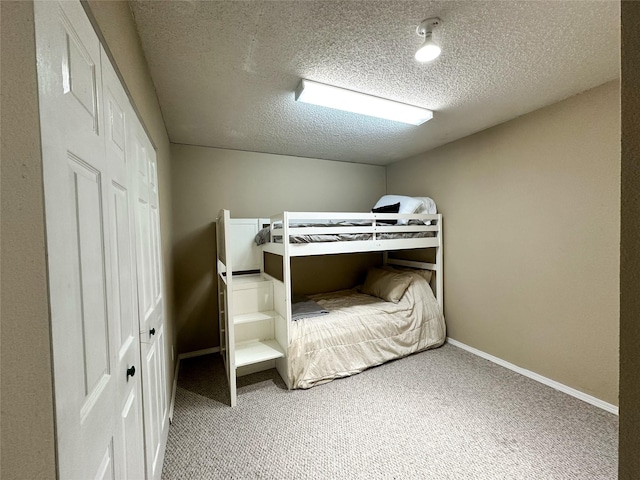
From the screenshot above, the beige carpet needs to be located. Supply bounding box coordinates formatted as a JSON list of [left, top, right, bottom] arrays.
[[162, 343, 617, 479]]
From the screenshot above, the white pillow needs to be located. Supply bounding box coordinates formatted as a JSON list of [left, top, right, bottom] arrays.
[[372, 195, 423, 225], [414, 197, 437, 215], [414, 196, 437, 225]]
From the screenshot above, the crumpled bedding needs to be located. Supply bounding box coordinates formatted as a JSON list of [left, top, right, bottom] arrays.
[[288, 271, 446, 389], [291, 295, 329, 321]]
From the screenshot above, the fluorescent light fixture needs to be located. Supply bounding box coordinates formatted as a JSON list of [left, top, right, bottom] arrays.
[[295, 79, 433, 126], [415, 17, 442, 63]]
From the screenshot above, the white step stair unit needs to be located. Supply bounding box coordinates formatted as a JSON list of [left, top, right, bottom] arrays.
[[216, 210, 287, 406]]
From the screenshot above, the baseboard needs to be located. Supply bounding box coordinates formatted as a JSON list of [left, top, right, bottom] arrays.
[[446, 337, 619, 416], [178, 346, 220, 360], [169, 359, 179, 424], [169, 346, 221, 423]]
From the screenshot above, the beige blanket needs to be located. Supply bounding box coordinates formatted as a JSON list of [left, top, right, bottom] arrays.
[[289, 272, 446, 389]]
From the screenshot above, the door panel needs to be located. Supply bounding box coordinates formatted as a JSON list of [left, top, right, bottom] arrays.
[[133, 134, 153, 325], [101, 48, 147, 479], [147, 146, 169, 432], [110, 181, 135, 352], [62, 18, 99, 133], [151, 204, 162, 303], [68, 156, 110, 400], [106, 96, 126, 157], [130, 115, 169, 480], [156, 324, 168, 426], [120, 389, 145, 479], [138, 197, 154, 320], [94, 442, 116, 480], [144, 340, 161, 475], [35, 2, 116, 478]]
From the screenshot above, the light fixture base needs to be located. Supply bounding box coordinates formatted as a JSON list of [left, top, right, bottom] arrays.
[[417, 17, 441, 37]]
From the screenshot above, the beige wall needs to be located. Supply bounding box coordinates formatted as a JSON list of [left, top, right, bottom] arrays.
[[85, 0, 176, 371], [387, 81, 620, 405], [619, 2, 640, 477], [171, 144, 386, 353], [0, 2, 57, 478]]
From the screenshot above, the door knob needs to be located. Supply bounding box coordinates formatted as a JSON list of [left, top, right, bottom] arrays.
[[149, 328, 156, 336], [126, 365, 136, 380]]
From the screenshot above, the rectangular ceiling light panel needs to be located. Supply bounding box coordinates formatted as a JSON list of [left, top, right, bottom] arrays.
[[295, 79, 433, 126]]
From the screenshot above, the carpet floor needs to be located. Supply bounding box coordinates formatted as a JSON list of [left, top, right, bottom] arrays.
[[162, 343, 617, 479]]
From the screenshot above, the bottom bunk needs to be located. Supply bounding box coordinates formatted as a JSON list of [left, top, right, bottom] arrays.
[[288, 267, 446, 389]]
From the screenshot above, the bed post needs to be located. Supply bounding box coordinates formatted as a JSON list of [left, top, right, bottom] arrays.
[[216, 209, 237, 406], [436, 214, 443, 310], [283, 212, 292, 346], [274, 212, 293, 388]]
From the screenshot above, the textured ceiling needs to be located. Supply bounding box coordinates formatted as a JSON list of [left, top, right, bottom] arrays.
[[130, 1, 619, 165]]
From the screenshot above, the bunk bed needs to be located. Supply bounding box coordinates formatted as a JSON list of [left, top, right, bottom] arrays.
[[216, 203, 445, 405]]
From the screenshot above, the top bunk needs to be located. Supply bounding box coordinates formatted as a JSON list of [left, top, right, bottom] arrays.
[[257, 209, 442, 258], [256, 195, 442, 257]]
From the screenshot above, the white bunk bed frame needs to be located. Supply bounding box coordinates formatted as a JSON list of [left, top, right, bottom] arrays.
[[217, 209, 443, 403]]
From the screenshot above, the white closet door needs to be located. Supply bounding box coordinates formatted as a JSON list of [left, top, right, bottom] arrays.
[[101, 47, 147, 480], [34, 1, 144, 478], [130, 120, 169, 480]]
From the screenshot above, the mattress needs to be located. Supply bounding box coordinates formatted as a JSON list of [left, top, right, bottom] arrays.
[[288, 271, 446, 389], [257, 221, 435, 245], [288, 231, 434, 244]]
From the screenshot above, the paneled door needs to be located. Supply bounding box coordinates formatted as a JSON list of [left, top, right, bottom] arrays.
[[130, 120, 170, 480], [101, 47, 147, 479], [34, 1, 146, 478]]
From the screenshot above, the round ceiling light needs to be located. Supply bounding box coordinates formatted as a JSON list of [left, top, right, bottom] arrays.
[[415, 17, 442, 62]]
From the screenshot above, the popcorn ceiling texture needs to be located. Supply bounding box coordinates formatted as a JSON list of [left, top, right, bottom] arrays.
[[130, 1, 619, 165]]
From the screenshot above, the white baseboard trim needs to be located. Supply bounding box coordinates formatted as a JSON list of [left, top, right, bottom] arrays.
[[168, 359, 179, 424], [169, 346, 221, 423], [178, 346, 220, 360], [446, 337, 619, 416]]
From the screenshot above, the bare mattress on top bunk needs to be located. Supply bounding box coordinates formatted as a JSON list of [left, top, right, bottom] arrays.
[[288, 269, 446, 389]]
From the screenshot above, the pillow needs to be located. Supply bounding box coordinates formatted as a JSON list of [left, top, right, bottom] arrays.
[[361, 267, 412, 303], [371, 202, 400, 213], [413, 196, 437, 225], [414, 197, 437, 214], [372, 195, 423, 225], [382, 265, 433, 284], [371, 202, 400, 225]]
